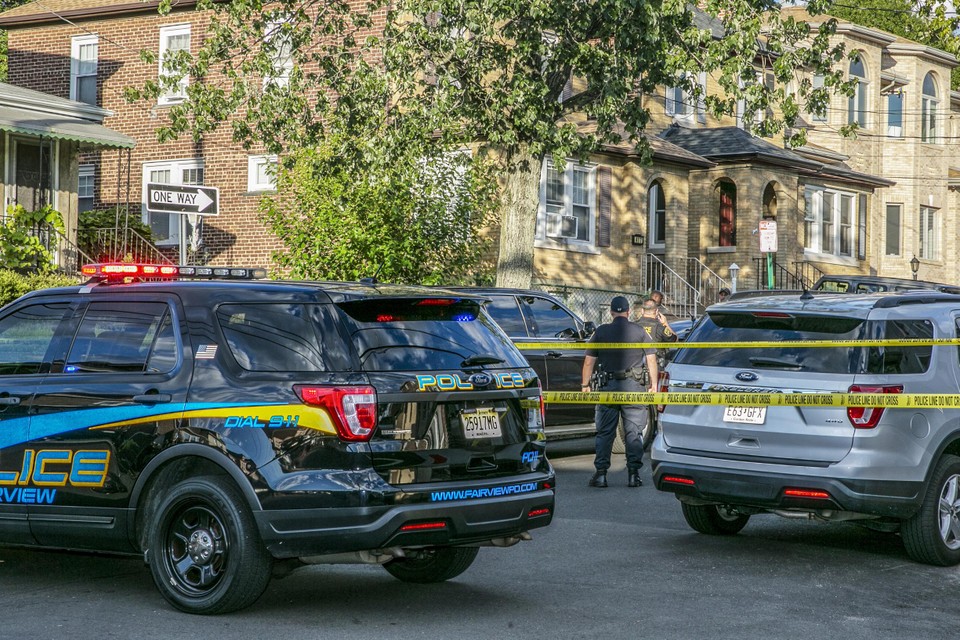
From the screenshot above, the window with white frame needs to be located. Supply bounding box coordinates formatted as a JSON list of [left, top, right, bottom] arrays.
[[158, 24, 191, 104], [648, 180, 666, 248], [887, 92, 903, 137], [78, 164, 95, 212], [848, 56, 867, 127], [142, 159, 203, 245], [537, 160, 595, 245], [804, 186, 859, 258], [665, 72, 706, 124], [919, 206, 940, 260], [70, 35, 98, 105], [247, 155, 278, 192], [264, 20, 293, 87], [922, 73, 939, 143], [885, 203, 902, 256]]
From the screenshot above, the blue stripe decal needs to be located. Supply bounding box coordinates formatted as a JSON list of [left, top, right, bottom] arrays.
[[2, 401, 288, 450]]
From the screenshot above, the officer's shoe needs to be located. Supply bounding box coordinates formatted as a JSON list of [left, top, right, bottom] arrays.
[[588, 471, 608, 488], [627, 469, 643, 487]]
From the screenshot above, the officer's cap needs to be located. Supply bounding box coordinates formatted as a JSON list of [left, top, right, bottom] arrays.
[[610, 296, 630, 312]]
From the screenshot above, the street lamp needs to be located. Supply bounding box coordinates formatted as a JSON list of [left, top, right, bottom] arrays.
[[910, 255, 920, 280], [729, 263, 740, 293]]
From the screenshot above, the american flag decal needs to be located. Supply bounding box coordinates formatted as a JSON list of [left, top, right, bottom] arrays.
[[196, 344, 218, 359]]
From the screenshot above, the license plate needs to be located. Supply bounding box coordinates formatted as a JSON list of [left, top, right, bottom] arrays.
[[722, 406, 766, 424], [462, 408, 502, 439]]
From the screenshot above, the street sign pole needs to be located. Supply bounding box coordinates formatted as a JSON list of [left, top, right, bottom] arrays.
[[758, 219, 778, 291]]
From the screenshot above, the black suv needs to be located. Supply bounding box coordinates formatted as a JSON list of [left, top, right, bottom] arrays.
[[446, 288, 596, 437], [0, 265, 554, 614]]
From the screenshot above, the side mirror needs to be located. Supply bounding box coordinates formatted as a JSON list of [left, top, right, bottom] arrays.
[[579, 321, 596, 340]]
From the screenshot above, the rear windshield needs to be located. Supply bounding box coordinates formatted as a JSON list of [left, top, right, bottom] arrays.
[[675, 312, 933, 374], [337, 298, 529, 371]]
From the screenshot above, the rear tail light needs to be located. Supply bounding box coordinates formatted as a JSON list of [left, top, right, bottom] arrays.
[[524, 381, 545, 434], [662, 475, 695, 486], [294, 385, 378, 441], [399, 521, 448, 532], [847, 384, 902, 429], [528, 507, 551, 518], [657, 370, 670, 413], [783, 488, 831, 499]]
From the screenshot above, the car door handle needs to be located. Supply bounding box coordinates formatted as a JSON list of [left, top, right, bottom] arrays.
[[546, 351, 563, 358], [0, 396, 20, 406], [133, 393, 172, 404]]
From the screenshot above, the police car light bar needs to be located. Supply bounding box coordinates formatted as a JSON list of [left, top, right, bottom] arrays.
[[81, 263, 267, 281]]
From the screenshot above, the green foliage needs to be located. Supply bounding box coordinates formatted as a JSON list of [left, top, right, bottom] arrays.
[[0, 269, 77, 308], [261, 127, 500, 285], [0, 205, 64, 273], [831, 0, 960, 90]]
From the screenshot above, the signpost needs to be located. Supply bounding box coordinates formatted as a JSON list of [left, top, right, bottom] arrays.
[[759, 219, 777, 290], [145, 183, 219, 216]]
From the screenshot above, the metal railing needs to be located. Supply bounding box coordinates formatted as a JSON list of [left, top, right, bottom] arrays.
[[753, 258, 816, 290], [87, 228, 174, 265], [684, 257, 729, 309], [793, 261, 825, 288], [639, 254, 700, 318]]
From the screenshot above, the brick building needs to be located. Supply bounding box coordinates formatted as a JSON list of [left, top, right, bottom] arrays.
[[0, 0, 282, 267]]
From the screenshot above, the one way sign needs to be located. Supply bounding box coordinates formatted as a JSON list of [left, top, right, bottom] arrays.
[[146, 183, 219, 216]]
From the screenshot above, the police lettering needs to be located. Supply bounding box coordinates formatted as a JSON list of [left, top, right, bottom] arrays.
[[0, 449, 110, 488]]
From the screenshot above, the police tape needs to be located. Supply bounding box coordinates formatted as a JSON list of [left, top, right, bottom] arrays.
[[542, 391, 960, 408], [516, 338, 960, 350]]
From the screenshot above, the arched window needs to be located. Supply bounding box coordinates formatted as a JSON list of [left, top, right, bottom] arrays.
[[922, 73, 939, 143], [718, 181, 736, 247], [648, 180, 666, 248], [848, 56, 867, 127]]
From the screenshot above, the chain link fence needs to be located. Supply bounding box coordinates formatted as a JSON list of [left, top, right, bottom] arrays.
[[532, 281, 661, 326]]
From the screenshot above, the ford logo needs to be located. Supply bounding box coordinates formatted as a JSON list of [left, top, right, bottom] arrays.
[[735, 371, 759, 382], [469, 373, 492, 387]]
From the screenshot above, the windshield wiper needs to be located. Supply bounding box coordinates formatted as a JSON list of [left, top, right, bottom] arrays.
[[748, 356, 804, 370], [461, 354, 505, 367]]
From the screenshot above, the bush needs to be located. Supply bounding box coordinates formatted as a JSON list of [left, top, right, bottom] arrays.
[[0, 269, 78, 308]]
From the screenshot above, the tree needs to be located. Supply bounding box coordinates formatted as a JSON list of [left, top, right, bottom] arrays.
[[830, 0, 960, 89], [131, 0, 875, 288]]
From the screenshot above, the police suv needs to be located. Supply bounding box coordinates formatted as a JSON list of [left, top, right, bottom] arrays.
[[0, 264, 554, 614]]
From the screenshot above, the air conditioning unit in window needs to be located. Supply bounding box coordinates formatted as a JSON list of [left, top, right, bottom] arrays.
[[546, 214, 579, 239]]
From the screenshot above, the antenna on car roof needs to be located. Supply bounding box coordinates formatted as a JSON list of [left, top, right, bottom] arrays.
[[800, 287, 814, 301]]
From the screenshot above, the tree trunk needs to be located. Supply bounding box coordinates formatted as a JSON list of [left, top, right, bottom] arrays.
[[495, 147, 542, 289]]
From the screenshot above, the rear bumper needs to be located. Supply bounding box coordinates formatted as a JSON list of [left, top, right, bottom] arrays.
[[652, 459, 924, 519], [255, 486, 555, 558]]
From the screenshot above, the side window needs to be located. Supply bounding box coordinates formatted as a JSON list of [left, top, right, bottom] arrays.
[[955, 317, 960, 368], [484, 296, 528, 337], [0, 303, 70, 375], [867, 320, 933, 374], [66, 302, 172, 373], [145, 312, 179, 373], [217, 304, 345, 372], [521, 296, 578, 338]]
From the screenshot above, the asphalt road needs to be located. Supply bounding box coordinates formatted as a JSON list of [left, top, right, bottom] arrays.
[[1, 439, 957, 640]]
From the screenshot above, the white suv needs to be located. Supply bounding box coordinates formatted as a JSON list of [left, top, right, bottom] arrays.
[[652, 291, 960, 565]]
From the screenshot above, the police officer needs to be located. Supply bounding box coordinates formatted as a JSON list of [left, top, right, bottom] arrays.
[[581, 296, 658, 488]]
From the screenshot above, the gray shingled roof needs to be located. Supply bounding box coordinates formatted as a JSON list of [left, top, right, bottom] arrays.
[[659, 124, 894, 188]]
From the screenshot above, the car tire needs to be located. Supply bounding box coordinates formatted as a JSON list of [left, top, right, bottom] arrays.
[[146, 475, 273, 614], [643, 407, 658, 452], [383, 547, 479, 583], [902, 454, 960, 566], [681, 503, 750, 535]]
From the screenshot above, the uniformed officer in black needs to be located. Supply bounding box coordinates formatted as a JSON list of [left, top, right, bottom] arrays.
[[581, 296, 659, 488]]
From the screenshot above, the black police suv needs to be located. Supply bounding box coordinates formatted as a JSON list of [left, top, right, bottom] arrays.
[[0, 264, 555, 614]]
